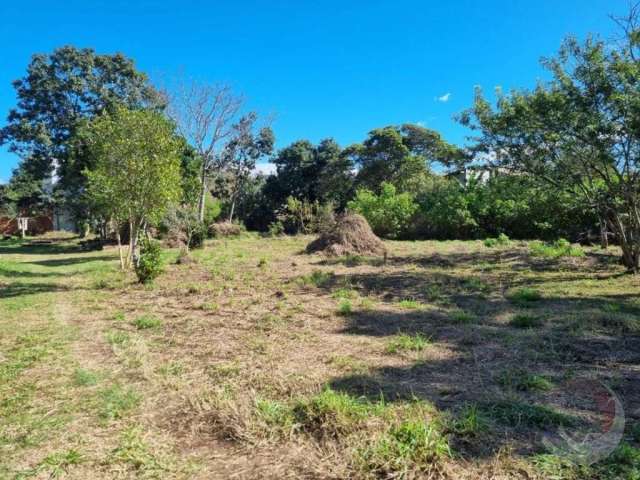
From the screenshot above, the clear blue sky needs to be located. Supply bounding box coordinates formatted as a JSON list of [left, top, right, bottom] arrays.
[[0, 0, 627, 182]]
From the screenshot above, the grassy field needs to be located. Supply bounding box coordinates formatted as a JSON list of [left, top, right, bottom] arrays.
[[1, 234, 639, 479]]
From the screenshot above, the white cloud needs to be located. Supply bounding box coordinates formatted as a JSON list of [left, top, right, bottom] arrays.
[[436, 92, 451, 103], [253, 162, 277, 176]]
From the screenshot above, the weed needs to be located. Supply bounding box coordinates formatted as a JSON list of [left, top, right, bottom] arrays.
[[255, 398, 295, 431], [509, 314, 543, 328], [338, 299, 353, 316], [73, 368, 99, 387], [498, 368, 553, 391], [132, 315, 161, 330], [449, 310, 475, 324], [508, 287, 542, 305], [105, 330, 130, 346], [257, 257, 268, 268], [357, 421, 450, 476], [98, 385, 141, 420], [110, 426, 167, 474], [530, 238, 585, 258], [481, 400, 576, 428], [397, 299, 423, 310], [386, 333, 430, 354], [332, 288, 358, 299], [449, 404, 487, 437], [484, 233, 510, 248], [298, 269, 333, 288]]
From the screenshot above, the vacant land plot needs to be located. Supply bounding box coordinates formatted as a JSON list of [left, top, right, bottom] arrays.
[[1, 235, 639, 479]]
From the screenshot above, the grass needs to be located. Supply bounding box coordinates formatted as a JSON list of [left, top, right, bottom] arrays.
[[498, 368, 553, 392], [132, 315, 162, 330], [338, 299, 353, 315], [386, 333, 430, 354], [507, 287, 543, 305], [97, 384, 141, 421], [483, 233, 511, 248], [1, 235, 637, 479], [530, 238, 585, 258], [509, 313, 544, 328], [480, 400, 576, 428]]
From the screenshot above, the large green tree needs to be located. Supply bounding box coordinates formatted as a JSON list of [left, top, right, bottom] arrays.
[[460, 14, 640, 271], [345, 124, 465, 194], [83, 107, 182, 270], [0, 46, 163, 216]]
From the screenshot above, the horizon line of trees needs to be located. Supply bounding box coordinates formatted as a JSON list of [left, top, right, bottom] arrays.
[[2, 4, 640, 271]]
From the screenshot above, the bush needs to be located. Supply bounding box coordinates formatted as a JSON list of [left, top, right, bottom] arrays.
[[135, 238, 164, 284], [203, 192, 222, 226], [484, 233, 510, 248], [189, 221, 207, 249], [348, 182, 417, 238], [529, 238, 585, 258], [267, 220, 285, 237]]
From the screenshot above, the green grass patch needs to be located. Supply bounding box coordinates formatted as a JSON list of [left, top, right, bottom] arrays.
[[397, 299, 423, 310], [498, 368, 553, 392], [481, 400, 576, 428], [386, 333, 430, 354], [98, 385, 141, 420], [298, 269, 334, 288], [338, 299, 353, 316], [132, 315, 161, 330], [72, 368, 100, 387], [509, 313, 544, 328], [507, 287, 542, 306], [529, 238, 585, 258]]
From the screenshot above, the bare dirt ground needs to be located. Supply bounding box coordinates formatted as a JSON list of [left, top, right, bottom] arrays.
[[1, 234, 639, 479]]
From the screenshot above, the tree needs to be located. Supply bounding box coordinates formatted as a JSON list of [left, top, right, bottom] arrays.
[[0, 46, 163, 216], [346, 124, 464, 194], [460, 10, 640, 271], [219, 113, 274, 222], [83, 107, 182, 270], [167, 80, 243, 221], [268, 138, 354, 207]]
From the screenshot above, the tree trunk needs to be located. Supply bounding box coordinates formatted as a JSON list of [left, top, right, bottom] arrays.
[[599, 216, 609, 249], [116, 227, 125, 271], [197, 161, 207, 222], [229, 196, 236, 222]]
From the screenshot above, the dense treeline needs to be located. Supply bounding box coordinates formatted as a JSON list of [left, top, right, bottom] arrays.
[[3, 5, 640, 270]]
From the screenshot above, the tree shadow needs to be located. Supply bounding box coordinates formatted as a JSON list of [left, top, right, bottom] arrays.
[[25, 255, 116, 267], [0, 282, 74, 299], [0, 267, 66, 278], [0, 242, 82, 255], [328, 303, 640, 460]]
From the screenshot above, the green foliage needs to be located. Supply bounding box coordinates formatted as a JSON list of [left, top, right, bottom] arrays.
[[73, 368, 99, 387], [132, 315, 162, 330], [267, 220, 285, 237], [298, 269, 333, 288], [203, 193, 222, 226], [84, 106, 182, 228], [498, 368, 553, 391], [509, 314, 543, 328], [337, 299, 353, 316], [481, 400, 576, 428], [98, 385, 141, 420], [508, 288, 542, 305], [386, 333, 429, 354], [530, 238, 585, 258], [135, 238, 164, 284], [484, 233, 510, 247], [357, 421, 450, 475], [348, 182, 418, 238]]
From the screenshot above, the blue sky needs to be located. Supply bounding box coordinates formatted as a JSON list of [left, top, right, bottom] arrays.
[[0, 0, 626, 182]]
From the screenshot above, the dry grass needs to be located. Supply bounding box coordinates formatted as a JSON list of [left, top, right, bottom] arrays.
[[1, 234, 639, 479]]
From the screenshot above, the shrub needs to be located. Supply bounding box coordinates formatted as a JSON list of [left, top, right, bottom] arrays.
[[348, 182, 418, 238], [267, 220, 285, 237], [132, 315, 161, 330], [507, 287, 542, 305], [188, 221, 207, 249], [529, 238, 585, 258], [135, 238, 163, 284], [338, 299, 352, 316], [484, 233, 510, 247]]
